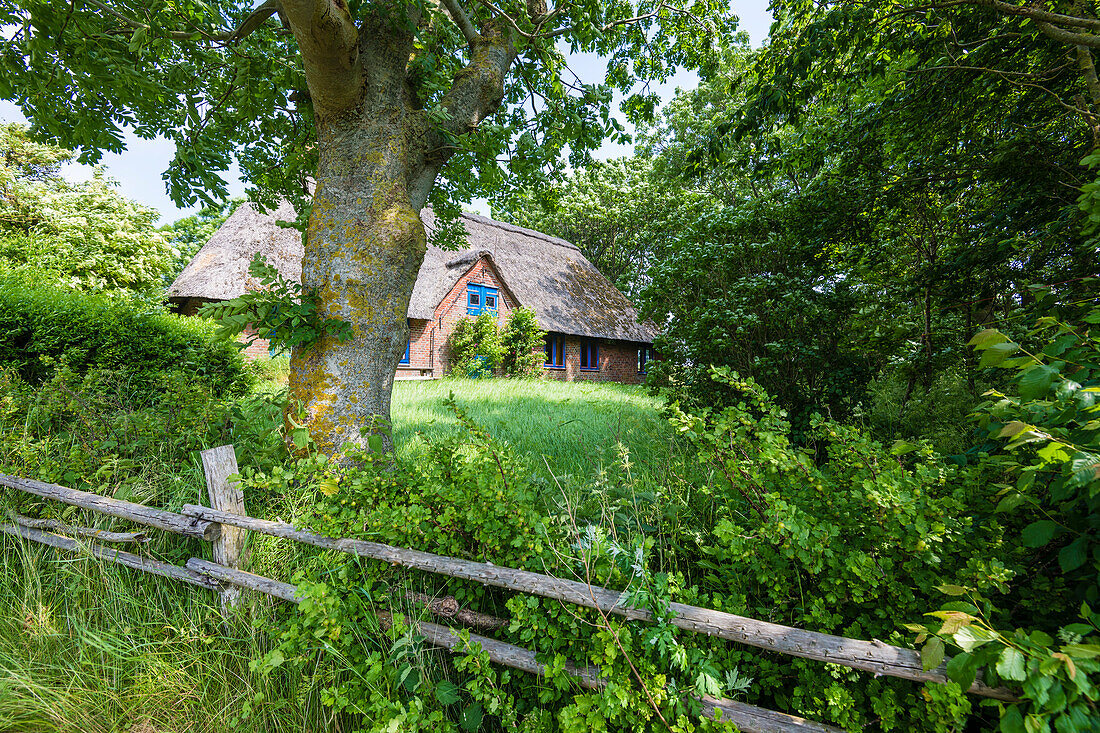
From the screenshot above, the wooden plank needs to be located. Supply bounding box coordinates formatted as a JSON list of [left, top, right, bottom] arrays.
[[0, 523, 218, 590], [181, 504, 1015, 701], [201, 445, 249, 611], [186, 558, 298, 603], [12, 514, 150, 543], [406, 591, 507, 630], [190, 557, 842, 733], [699, 696, 840, 733], [1, 474, 220, 541]]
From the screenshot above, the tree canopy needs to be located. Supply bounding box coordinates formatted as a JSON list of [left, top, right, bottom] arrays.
[[1, 0, 736, 452], [0, 123, 173, 293]]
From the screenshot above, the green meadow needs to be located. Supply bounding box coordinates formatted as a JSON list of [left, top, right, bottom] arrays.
[[391, 377, 674, 482]]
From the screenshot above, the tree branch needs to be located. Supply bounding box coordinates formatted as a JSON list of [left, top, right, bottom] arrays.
[[536, 8, 659, 40], [1035, 21, 1100, 49], [1078, 45, 1100, 107], [440, 0, 480, 45], [281, 0, 363, 116], [969, 0, 1100, 31], [83, 0, 282, 42], [407, 18, 517, 207]]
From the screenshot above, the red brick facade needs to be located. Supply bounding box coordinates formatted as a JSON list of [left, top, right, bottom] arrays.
[[540, 335, 647, 385]]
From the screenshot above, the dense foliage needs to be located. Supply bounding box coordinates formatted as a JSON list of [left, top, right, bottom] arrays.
[[0, 271, 251, 399], [0, 124, 173, 293], [500, 308, 546, 378], [449, 314, 504, 378]]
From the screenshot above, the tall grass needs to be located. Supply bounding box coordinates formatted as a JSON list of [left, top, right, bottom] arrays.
[[0, 371, 685, 731], [0, 534, 350, 732], [391, 378, 674, 482]]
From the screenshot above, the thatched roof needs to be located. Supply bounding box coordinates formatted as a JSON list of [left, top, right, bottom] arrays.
[[168, 205, 657, 343]]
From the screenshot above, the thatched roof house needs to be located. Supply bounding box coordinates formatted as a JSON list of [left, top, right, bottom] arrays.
[[168, 204, 657, 383]]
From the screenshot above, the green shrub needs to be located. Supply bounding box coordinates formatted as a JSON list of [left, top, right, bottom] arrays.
[[0, 272, 251, 398], [448, 313, 502, 377], [865, 367, 983, 455], [500, 307, 545, 378]]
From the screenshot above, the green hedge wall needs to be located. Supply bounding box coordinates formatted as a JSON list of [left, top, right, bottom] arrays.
[[0, 273, 251, 398]]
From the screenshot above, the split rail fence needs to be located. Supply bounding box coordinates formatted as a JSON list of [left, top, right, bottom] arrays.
[[0, 445, 1016, 733]]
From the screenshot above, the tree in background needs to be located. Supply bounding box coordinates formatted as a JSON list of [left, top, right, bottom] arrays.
[[495, 158, 668, 301], [159, 199, 243, 284], [500, 307, 544, 377], [0, 124, 172, 293], [0, 0, 735, 452]]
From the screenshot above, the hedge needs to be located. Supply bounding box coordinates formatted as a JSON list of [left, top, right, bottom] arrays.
[[0, 272, 251, 398]]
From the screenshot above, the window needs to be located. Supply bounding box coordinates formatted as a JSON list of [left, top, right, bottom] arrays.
[[544, 333, 565, 368], [579, 339, 598, 371], [467, 284, 498, 315], [638, 346, 653, 374], [400, 320, 411, 365]]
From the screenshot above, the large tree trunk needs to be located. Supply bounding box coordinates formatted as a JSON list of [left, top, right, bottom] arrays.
[[286, 129, 427, 455], [281, 2, 515, 455]]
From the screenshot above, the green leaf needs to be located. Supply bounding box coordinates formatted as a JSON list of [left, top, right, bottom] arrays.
[[291, 427, 310, 450], [969, 328, 1009, 349], [997, 421, 1030, 438], [922, 637, 945, 671], [891, 439, 920, 455], [460, 702, 483, 731], [1021, 520, 1060, 548], [936, 584, 969, 596], [1018, 365, 1058, 400], [434, 680, 461, 705], [1059, 537, 1089, 573], [996, 647, 1026, 681], [979, 342, 1020, 368], [1001, 705, 1025, 733], [945, 651, 978, 690], [368, 433, 384, 454], [995, 492, 1027, 514], [1062, 643, 1100, 659], [954, 625, 998, 652]]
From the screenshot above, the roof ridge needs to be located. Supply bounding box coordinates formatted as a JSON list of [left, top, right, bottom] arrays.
[[458, 211, 580, 252]]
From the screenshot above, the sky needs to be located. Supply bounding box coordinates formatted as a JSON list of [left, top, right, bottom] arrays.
[[0, 0, 772, 225]]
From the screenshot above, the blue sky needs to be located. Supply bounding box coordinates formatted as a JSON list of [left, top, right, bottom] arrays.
[[0, 0, 771, 224]]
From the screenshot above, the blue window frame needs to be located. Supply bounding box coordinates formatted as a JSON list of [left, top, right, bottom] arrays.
[[638, 346, 653, 374], [400, 340, 410, 365], [467, 284, 498, 315], [544, 333, 565, 368], [579, 339, 598, 371]]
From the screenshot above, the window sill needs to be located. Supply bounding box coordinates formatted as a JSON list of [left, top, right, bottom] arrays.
[[543, 365, 566, 370], [580, 368, 600, 372]]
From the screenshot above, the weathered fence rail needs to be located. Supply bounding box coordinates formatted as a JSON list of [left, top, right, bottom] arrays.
[[179, 502, 1015, 701], [2, 474, 219, 540], [0, 450, 1019, 732]]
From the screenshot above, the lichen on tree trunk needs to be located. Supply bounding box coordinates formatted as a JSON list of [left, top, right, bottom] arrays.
[[281, 2, 516, 455]]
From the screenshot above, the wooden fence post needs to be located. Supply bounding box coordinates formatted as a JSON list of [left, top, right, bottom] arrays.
[[200, 445, 249, 612]]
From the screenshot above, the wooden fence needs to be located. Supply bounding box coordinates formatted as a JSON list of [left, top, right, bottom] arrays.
[[0, 446, 1016, 733]]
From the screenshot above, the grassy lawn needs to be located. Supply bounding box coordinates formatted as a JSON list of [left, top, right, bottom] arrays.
[[391, 377, 675, 482], [253, 357, 678, 482]]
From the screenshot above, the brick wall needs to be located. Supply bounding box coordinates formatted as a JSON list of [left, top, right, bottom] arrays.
[[433, 258, 516, 376], [540, 335, 647, 385], [397, 318, 434, 379]]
